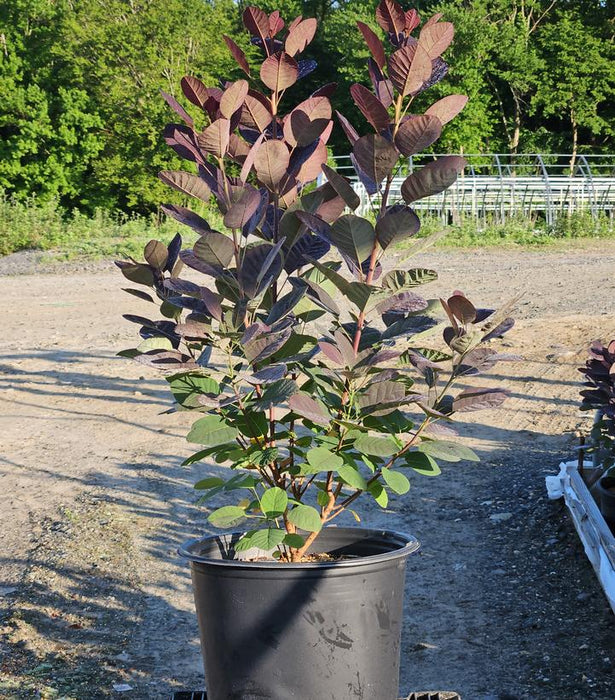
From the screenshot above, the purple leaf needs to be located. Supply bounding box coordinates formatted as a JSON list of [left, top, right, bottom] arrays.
[[223, 35, 251, 76], [353, 133, 399, 186], [388, 43, 432, 96], [181, 76, 209, 109], [285, 18, 317, 56], [375, 205, 420, 248], [197, 118, 231, 158], [219, 80, 249, 119], [357, 21, 386, 69], [401, 156, 466, 203], [158, 171, 211, 202], [419, 21, 454, 59], [161, 205, 211, 235], [350, 83, 390, 132], [394, 115, 442, 156], [160, 90, 193, 128], [261, 52, 299, 91], [288, 393, 330, 426], [254, 139, 290, 189], [425, 94, 468, 126], [452, 388, 509, 413]]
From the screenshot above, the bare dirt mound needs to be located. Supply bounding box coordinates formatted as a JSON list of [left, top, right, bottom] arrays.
[[2, 243, 615, 699]]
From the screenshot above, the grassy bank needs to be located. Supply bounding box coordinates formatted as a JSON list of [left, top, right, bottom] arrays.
[[1, 195, 613, 260]]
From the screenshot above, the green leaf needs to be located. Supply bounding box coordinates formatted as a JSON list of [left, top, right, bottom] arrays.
[[187, 415, 239, 446], [330, 215, 375, 266], [354, 434, 398, 457], [307, 446, 343, 472], [137, 337, 173, 353], [167, 372, 219, 408], [363, 410, 413, 434], [235, 528, 286, 552], [283, 533, 305, 548], [417, 440, 480, 463], [403, 452, 441, 476], [317, 490, 330, 507], [252, 379, 298, 411], [368, 481, 388, 508], [260, 487, 288, 518], [381, 268, 438, 292], [233, 413, 268, 440], [337, 464, 368, 490], [194, 477, 226, 490], [208, 505, 246, 528], [288, 504, 322, 532], [381, 468, 410, 494]]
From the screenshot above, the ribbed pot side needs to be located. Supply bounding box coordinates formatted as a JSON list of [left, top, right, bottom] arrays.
[[179, 527, 420, 700]]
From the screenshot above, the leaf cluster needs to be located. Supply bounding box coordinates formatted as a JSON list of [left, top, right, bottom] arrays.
[[117, 1, 514, 562]]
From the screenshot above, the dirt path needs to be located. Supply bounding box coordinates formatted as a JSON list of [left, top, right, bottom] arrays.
[[2, 244, 615, 699]]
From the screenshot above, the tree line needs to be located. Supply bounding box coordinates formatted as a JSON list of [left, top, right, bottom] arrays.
[[1, 0, 613, 215]]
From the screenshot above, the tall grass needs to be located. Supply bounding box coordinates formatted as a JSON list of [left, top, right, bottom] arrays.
[[0, 194, 613, 260]]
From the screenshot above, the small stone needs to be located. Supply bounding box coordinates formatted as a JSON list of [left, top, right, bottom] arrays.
[[492, 569, 507, 575], [579, 643, 589, 650], [577, 592, 591, 602], [490, 512, 513, 522], [0, 586, 17, 597], [481, 500, 493, 506]]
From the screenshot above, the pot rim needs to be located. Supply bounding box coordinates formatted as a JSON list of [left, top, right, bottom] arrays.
[[179, 526, 420, 569]]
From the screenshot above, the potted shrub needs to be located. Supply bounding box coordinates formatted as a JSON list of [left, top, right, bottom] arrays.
[[117, 2, 515, 698], [579, 340, 615, 528]]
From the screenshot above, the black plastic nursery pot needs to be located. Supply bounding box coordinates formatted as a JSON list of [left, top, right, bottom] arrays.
[[597, 475, 615, 530], [179, 527, 420, 700]]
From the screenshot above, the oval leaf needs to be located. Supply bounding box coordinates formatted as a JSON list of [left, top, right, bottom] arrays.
[[285, 18, 317, 57], [375, 205, 420, 248], [388, 43, 432, 97], [197, 118, 230, 158], [158, 171, 211, 202], [288, 504, 322, 532], [193, 230, 235, 269], [350, 83, 390, 132], [354, 434, 398, 457], [261, 487, 288, 517], [394, 115, 442, 156], [425, 94, 468, 126], [254, 140, 290, 189], [261, 51, 299, 92], [419, 21, 454, 59], [223, 35, 251, 76], [219, 80, 249, 119], [208, 505, 246, 528], [381, 468, 410, 494], [401, 156, 466, 203], [357, 21, 386, 69], [353, 134, 399, 187]]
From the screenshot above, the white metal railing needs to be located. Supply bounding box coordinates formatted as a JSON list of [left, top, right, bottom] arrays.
[[330, 153, 615, 225]]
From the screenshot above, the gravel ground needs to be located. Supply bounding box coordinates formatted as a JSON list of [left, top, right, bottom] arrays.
[[2, 243, 615, 699]]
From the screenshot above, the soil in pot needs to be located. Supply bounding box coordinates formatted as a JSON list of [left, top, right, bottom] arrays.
[[179, 527, 420, 700], [597, 475, 615, 532]]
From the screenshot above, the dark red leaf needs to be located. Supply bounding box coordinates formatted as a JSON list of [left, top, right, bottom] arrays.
[[161, 205, 211, 235], [375, 0, 406, 37], [401, 155, 466, 203], [269, 10, 285, 36], [260, 52, 299, 91], [295, 140, 327, 184], [285, 18, 317, 57], [254, 140, 290, 189], [181, 76, 209, 109], [197, 118, 230, 158], [353, 133, 399, 185], [283, 96, 332, 147], [356, 21, 386, 69], [388, 43, 432, 96], [350, 83, 390, 132], [224, 187, 262, 229], [394, 114, 442, 156], [322, 164, 360, 210], [447, 294, 477, 324], [241, 94, 273, 132], [375, 205, 420, 248], [368, 59, 394, 108], [336, 111, 360, 146], [158, 171, 211, 202], [376, 291, 428, 314], [193, 230, 235, 269], [160, 90, 193, 128], [223, 35, 251, 76], [288, 393, 330, 426], [419, 21, 454, 58], [425, 94, 468, 126], [405, 9, 420, 33], [453, 388, 509, 413], [243, 6, 270, 45], [219, 80, 249, 119]]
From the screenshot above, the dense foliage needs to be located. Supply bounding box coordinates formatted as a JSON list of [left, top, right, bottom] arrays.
[[118, 1, 515, 561], [580, 340, 615, 471], [1, 0, 613, 214]]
